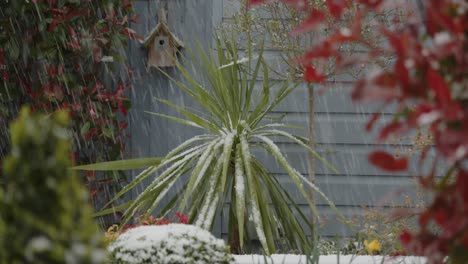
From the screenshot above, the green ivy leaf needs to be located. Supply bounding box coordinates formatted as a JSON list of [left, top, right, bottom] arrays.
[[80, 122, 91, 136], [8, 41, 19, 60]]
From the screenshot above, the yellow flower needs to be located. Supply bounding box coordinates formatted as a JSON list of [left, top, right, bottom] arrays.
[[104, 225, 120, 245], [108, 225, 117, 232], [364, 239, 381, 255]]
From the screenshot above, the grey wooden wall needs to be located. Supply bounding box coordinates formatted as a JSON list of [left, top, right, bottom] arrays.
[[127, 0, 216, 158], [127, 0, 432, 241], [126, 0, 220, 231], [218, 0, 436, 240]]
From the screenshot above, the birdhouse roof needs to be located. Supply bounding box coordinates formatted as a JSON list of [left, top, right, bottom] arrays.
[[142, 22, 184, 48]]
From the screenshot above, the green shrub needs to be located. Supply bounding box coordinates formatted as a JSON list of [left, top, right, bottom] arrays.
[[109, 224, 234, 264], [0, 107, 106, 263]]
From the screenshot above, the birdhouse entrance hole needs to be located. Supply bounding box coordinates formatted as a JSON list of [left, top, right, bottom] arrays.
[[142, 6, 184, 69]]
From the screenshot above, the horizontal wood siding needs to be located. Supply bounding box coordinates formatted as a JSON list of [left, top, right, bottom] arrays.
[[219, 0, 425, 239], [128, 0, 428, 242], [128, 0, 222, 235]]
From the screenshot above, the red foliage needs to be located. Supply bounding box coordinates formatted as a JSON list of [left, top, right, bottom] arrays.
[[291, 9, 326, 35], [175, 212, 189, 224], [369, 151, 408, 172], [303, 65, 325, 83], [0, 2, 140, 227], [48, 8, 89, 32], [249, 0, 468, 262], [121, 213, 189, 232]]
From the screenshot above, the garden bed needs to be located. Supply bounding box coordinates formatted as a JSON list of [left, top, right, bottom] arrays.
[[233, 255, 427, 264]]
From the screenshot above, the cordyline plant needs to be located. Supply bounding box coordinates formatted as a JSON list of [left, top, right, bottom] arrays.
[[250, 0, 468, 263], [0, 0, 138, 213], [76, 39, 347, 254]]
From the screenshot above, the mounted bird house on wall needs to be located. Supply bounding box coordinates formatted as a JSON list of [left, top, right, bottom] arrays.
[[142, 7, 184, 68]]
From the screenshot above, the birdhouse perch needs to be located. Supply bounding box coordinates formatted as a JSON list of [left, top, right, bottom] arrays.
[[142, 7, 184, 68]]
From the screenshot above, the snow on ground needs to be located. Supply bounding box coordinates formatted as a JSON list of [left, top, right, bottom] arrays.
[[234, 254, 427, 264]]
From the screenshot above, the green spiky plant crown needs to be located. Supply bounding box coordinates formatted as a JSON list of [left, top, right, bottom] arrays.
[[76, 38, 350, 254]]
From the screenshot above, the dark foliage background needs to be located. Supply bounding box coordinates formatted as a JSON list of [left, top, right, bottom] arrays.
[[0, 0, 140, 226]]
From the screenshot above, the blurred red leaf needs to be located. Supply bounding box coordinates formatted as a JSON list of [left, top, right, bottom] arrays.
[[48, 9, 88, 32], [352, 72, 400, 102], [175, 212, 189, 224], [303, 65, 325, 82], [247, 0, 266, 6], [117, 100, 128, 116], [434, 128, 468, 162], [129, 14, 141, 24], [427, 4, 465, 34], [122, 0, 133, 9], [326, 0, 346, 18], [118, 121, 128, 130], [378, 121, 405, 141], [84, 128, 98, 141], [93, 45, 102, 62], [395, 58, 410, 90], [358, 0, 385, 9], [369, 151, 408, 171], [121, 27, 143, 41], [247, 0, 468, 260], [282, 0, 308, 9], [365, 112, 381, 131], [400, 231, 412, 245]]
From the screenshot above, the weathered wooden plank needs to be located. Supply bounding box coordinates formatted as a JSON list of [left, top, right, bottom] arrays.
[[251, 143, 441, 176], [254, 112, 414, 145], [220, 173, 423, 207], [275, 174, 422, 207], [220, 205, 403, 237], [250, 82, 397, 114]]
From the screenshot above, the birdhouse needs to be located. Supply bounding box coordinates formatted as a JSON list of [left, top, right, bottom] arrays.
[[142, 8, 184, 68]]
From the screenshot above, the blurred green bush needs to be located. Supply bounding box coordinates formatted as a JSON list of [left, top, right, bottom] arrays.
[[0, 107, 106, 263]]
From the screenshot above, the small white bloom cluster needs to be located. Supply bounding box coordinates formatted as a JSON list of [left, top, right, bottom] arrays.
[[109, 224, 234, 264]]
